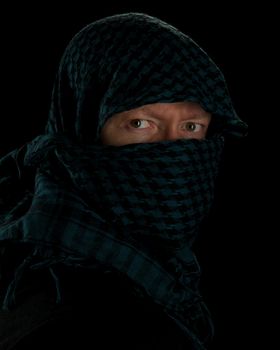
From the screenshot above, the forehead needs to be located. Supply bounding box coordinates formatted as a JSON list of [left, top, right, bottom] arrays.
[[121, 102, 211, 120], [141, 101, 208, 113]]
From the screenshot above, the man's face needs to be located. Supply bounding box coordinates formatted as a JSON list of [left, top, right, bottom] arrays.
[[100, 102, 212, 146]]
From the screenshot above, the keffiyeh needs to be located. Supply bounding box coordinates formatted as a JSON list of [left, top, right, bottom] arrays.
[[0, 13, 247, 349]]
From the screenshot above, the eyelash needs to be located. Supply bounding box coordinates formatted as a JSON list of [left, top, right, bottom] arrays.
[[128, 119, 203, 132], [129, 119, 151, 129]]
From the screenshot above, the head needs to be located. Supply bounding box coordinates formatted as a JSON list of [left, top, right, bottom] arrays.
[[46, 13, 247, 145], [42, 13, 247, 242]]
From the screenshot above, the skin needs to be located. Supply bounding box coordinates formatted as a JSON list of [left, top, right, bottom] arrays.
[[100, 102, 212, 146]]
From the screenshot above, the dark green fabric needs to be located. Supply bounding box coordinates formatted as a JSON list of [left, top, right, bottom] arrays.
[[0, 13, 248, 349], [46, 13, 247, 142], [0, 134, 223, 348]]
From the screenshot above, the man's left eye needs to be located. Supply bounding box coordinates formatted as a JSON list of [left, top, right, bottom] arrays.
[[184, 122, 201, 132]]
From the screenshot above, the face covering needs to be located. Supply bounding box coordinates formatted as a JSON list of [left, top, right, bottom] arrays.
[[0, 13, 247, 350], [44, 137, 224, 248]]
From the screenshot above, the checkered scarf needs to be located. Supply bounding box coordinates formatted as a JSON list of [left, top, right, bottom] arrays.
[[0, 13, 247, 349]]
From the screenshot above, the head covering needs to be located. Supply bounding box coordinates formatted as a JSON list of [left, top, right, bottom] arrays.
[[0, 13, 247, 350], [46, 12, 247, 142]]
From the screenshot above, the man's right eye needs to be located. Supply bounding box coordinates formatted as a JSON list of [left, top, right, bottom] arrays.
[[129, 119, 150, 129]]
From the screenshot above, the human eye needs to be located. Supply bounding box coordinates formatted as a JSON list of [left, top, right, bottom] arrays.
[[183, 122, 202, 132], [128, 119, 151, 129]]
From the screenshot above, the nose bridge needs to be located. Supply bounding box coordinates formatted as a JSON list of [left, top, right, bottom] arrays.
[[163, 123, 179, 141]]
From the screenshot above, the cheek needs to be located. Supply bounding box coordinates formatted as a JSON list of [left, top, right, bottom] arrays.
[[100, 130, 120, 146], [100, 123, 116, 145], [100, 125, 138, 146]]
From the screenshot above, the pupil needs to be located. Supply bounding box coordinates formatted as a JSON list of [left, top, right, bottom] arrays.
[[132, 120, 142, 128], [188, 123, 195, 131]]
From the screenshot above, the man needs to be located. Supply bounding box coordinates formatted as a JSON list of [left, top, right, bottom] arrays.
[[0, 13, 247, 349]]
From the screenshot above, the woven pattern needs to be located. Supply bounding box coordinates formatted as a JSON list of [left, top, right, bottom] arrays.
[[54, 137, 224, 247], [47, 13, 247, 141], [0, 134, 223, 348]]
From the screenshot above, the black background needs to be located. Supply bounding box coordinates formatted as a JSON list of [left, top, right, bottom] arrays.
[[1, 2, 256, 348]]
